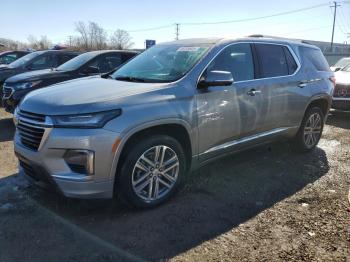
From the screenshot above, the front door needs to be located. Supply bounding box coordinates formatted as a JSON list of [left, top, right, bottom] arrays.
[[197, 43, 264, 161]]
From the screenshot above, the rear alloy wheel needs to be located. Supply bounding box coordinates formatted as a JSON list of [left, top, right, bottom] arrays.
[[303, 112, 322, 149], [291, 107, 324, 152], [118, 135, 186, 208]]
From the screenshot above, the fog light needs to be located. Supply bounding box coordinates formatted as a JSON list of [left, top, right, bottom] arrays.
[[64, 150, 94, 175]]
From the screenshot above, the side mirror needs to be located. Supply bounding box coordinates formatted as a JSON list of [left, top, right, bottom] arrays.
[[198, 70, 233, 89], [334, 67, 341, 72], [83, 66, 100, 75]]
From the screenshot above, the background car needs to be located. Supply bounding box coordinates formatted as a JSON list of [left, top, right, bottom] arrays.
[[0, 50, 80, 101], [0, 51, 31, 65], [330, 57, 350, 72], [2, 50, 139, 112], [332, 64, 350, 111]]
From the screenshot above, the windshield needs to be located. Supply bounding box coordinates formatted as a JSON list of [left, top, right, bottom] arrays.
[[9, 51, 43, 68], [57, 52, 96, 71], [112, 44, 211, 83], [334, 58, 350, 68]]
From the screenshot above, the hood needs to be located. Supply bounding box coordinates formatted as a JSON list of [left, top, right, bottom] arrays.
[[20, 77, 172, 115], [6, 68, 67, 83], [334, 71, 350, 84]]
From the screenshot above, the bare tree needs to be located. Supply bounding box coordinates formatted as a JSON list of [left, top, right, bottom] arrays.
[[0, 37, 28, 51], [110, 29, 134, 50], [74, 21, 107, 50], [27, 35, 52, 50]]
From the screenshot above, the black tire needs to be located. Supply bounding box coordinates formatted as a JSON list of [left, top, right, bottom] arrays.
[[117, 135, 186, 208], [291, 107, 324, 153]]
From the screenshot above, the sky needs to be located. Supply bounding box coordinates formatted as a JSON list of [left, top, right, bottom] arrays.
[[1, 0, 350, 49]]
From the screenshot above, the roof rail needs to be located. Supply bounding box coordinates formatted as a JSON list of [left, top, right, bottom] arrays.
[[248, 34, 264, 38]]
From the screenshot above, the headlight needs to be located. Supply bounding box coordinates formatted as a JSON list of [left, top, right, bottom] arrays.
[[13, 107, 19, 126], [14, 80, 42, 90], [51, 109, 122, 128]]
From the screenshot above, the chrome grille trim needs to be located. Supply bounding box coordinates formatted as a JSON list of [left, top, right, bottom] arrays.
[[18, 110, 46, 123], [16, 110, 53, 151]]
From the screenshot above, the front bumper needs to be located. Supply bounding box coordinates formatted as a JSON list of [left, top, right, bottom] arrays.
[[14, 127, 120, 199], [2, 88, 31, 113]]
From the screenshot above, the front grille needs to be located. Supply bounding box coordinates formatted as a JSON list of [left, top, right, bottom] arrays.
[[17, 111, 47, 151], [18, 110, 46, 122], [333, 84, 350, 98]]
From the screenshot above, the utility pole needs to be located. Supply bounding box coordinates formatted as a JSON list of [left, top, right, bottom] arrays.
[[330, 1, 341, 51], [68, 35, 73, 47], [175, 23, 180, 40]]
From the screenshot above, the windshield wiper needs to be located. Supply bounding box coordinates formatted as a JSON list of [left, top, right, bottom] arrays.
[[115, 76, 146, 83]]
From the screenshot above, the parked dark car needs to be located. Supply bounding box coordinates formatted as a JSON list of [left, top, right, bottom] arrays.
[[0, 51, 31, 65], [0, 50, 80, 100], [2, 50, 139, 112], [332, 64, 350, 111]]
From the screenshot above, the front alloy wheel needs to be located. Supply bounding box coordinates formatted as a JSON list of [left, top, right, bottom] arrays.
[[132, 145, 179, 202], [118, 135, 186, 208]]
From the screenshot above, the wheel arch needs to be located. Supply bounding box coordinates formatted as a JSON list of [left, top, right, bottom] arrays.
[[110, 119, 194, 184], [305, 94, 331, 118]]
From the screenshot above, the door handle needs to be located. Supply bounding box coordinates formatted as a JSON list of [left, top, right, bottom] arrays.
[[247, 89, 261, 96], [298, 81, 308, 88]]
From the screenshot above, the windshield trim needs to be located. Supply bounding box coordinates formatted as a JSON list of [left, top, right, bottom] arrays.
[[112, 44, 214, 84]]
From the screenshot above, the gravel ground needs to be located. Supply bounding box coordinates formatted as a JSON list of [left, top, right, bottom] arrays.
[[0, 108, 349, 262]]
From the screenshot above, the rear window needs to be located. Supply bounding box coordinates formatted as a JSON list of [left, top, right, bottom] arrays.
[[300, 47, 330, 72], [255, 44, 289, 78]]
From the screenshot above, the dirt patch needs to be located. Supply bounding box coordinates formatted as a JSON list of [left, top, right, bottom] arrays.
[[0, 109, 349, 261]]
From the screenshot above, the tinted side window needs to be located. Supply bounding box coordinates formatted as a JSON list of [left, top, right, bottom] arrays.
[[122, 53, 137, 63], [29, 54, 56, 69], [283, 46, 298, 74], [0, 54, 17, 64], [105, 55, 122, 70], [87, 54, 122, 73], [58, 54, 76, 65], [255, 44, 288, 78], [300, 47, 330, 72], [207, 43, 254, 82]]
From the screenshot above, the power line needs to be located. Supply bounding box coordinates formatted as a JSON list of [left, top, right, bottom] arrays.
[[121, 2, 331, 33], [338, 7, 350, 31], [127, 24, 173, 33], [284, 25, 332, 35], [181, 2, 330, 26]]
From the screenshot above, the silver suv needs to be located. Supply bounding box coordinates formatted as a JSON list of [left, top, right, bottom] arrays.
[[14, 37, 334, 208]]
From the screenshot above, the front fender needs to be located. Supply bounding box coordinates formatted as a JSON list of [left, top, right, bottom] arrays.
[[107, 118, 194, 181]]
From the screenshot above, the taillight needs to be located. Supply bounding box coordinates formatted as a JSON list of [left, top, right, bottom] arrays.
[[330, 76, 336, 87]]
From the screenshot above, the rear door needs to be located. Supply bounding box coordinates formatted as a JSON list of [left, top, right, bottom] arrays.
[[253, 43, 300, 132]]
